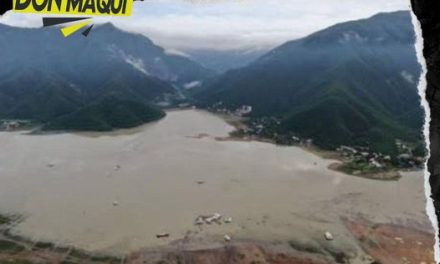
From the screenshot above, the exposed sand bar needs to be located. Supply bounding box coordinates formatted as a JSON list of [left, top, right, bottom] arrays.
[[0, 110, 431, 255]]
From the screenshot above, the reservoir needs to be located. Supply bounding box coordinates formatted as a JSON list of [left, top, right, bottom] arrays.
[[0, 110, 430, 254]]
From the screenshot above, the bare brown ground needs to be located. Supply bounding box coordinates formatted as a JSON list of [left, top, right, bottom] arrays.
[[125, 244, 328, 264], [0, 243, 328, 264], [0, 222, 436, 264], [344, 219, 435, 264]]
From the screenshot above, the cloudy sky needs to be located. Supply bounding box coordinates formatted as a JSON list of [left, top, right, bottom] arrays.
[[0, 0, 411, 51]]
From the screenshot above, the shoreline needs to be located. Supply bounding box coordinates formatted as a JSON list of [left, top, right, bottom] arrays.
[[215, 134, 407, 181], [5, 108, 421, 181], [0, 213, 434, 264], [214, 113, 419, 181], [0, 109, 431, 263], [213, 134, 405, 181]]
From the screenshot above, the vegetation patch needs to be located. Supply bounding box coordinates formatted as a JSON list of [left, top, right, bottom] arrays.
[[0, 215, 11, 225], [90, 255, 122, 263], [43, 96, 166, 132], [33, 241, 55, 250], [68, 248, 91, 260], [337, 161, 401, 181], [0, 240, 25, 253], [288, 240, 323, 255]]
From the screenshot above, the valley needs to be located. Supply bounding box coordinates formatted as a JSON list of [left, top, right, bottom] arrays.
[[0, 8, 433, 264], [0, 12, 424, 154]]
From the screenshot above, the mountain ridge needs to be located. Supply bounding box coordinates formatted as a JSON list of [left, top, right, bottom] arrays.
[[196, 11, 422, 155], [0, 22, 213, 131]]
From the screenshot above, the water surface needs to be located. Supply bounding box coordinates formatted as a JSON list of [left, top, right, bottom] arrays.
[[0, 110, 429, 254]]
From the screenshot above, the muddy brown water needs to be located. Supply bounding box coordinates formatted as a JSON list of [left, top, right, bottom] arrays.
[[0, 110, 432, 255]]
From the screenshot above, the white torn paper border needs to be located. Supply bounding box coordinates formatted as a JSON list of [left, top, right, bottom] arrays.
[[410, 9, 439, 263]]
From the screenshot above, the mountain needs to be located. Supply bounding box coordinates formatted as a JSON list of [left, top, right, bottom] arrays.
[[0, 23, 213, 87], [196, 11, 423, 155], [186, 48, 269, 73], [43, 95, 165, 131], [0, 23, 212, 131]]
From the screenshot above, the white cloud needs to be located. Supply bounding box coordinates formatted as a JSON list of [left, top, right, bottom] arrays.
[[401, 70, 415, 83], [164, 48, 192, 58], [0, 0, 410, 50], [183, 80, 202, 89]]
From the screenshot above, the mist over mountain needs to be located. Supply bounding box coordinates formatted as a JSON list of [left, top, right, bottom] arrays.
[[196, 11, 422, 154], [0, 11, 423, 151], [186, 48, 269, 73], [0, 23, 213, 87], [0, 23, 212, 130]]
